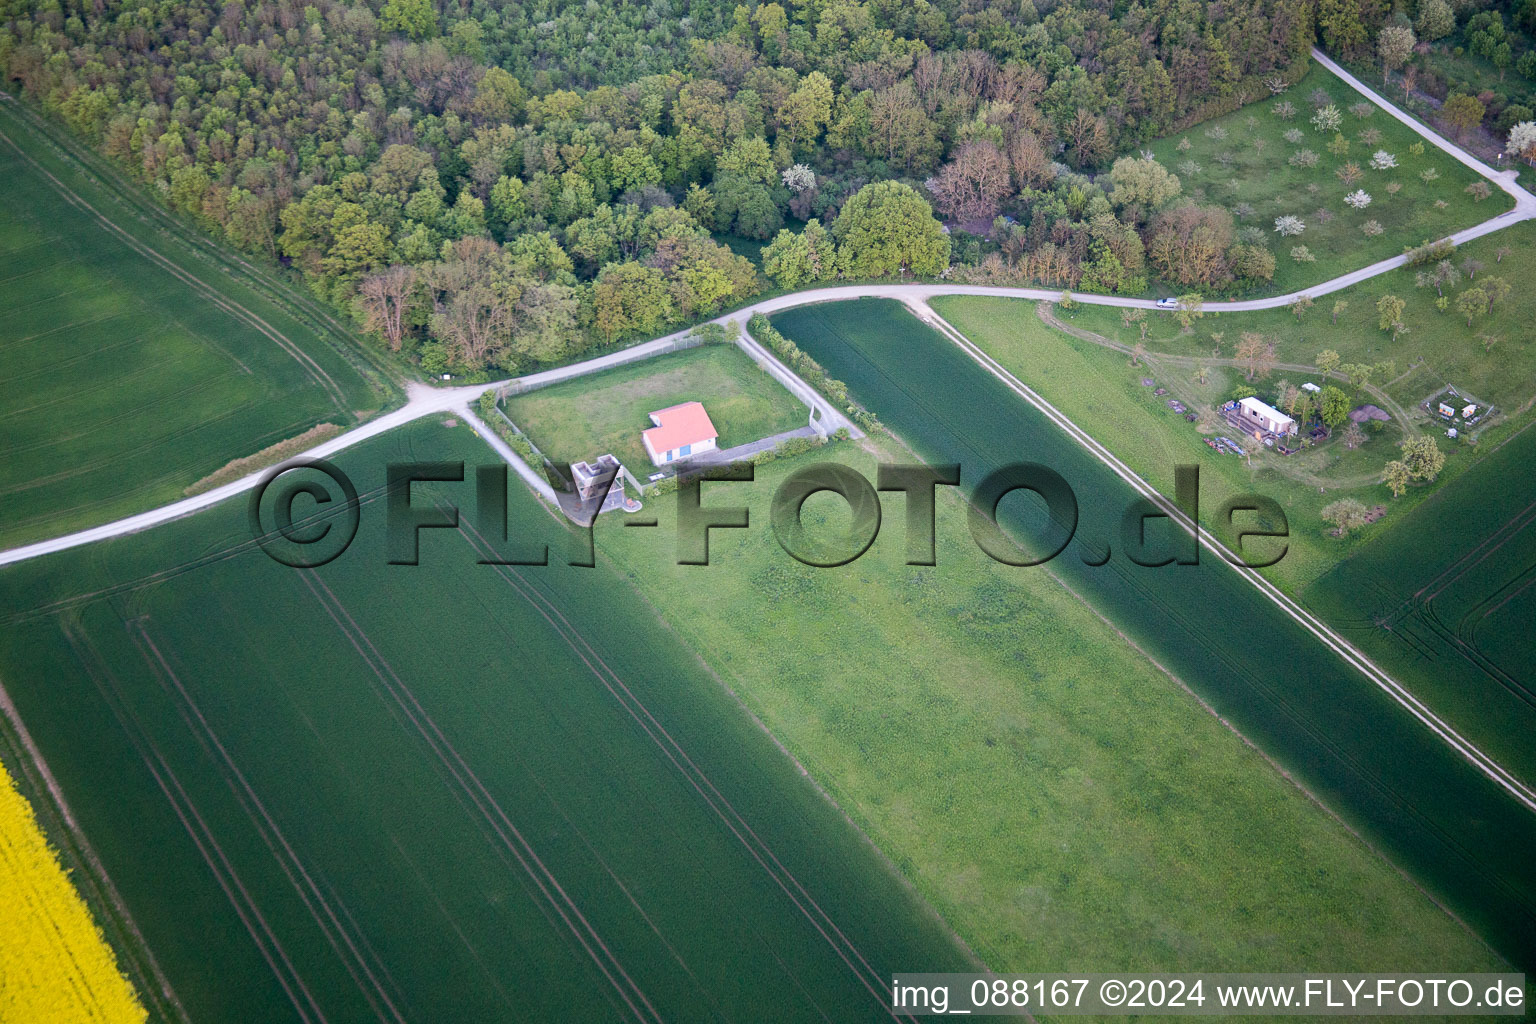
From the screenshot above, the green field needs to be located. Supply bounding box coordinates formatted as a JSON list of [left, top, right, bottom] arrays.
[[504, 342, 808, 471], [0, 100, 389, 549], [769, 298, 1536, 967], [1143, 63, 1507, 295], [1301, 417, 1536, 784], [0, 419, 973, 1022]]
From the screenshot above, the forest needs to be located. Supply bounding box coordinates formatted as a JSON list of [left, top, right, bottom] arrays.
[[4, 0, 1321, 375]]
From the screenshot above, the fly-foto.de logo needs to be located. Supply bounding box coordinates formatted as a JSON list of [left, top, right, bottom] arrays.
[[248, 459, 1289, 570]]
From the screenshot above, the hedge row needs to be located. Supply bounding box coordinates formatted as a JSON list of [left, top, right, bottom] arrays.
[[747, 315, 881, 433]]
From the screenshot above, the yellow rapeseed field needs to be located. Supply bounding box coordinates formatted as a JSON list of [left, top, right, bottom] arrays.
[[0, 765, 146, 1024]]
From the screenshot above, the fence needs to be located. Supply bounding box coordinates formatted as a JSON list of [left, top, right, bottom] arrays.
[[494, 332, 708, 401]]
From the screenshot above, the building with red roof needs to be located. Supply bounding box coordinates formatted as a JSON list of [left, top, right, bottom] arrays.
[[641, 401, 719, 466]]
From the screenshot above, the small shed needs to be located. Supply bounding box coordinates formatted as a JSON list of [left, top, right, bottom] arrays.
[[1438, 402, 1456, 418], [1461, 403, 1477, 418], [642, 401, 719, 467]]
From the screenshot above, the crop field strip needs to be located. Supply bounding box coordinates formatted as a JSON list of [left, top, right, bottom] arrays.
[[771, 299, 1536, 966], [0, 420, 971, 1023], [452, 516, 903, 1014], [0, 102, 382, 549], [292, 568, 664, 1024], [0, 761, 148, 1024], [0, 96, 393, 392], [0, 117, 348, 411]]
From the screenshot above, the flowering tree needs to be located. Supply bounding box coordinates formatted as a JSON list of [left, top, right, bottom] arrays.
[[1509, 121, 1536, 163], [1369, 150, 1397, 170], [781, 164, 816, 193], [1344, 190, 1372, 209], [1274, 215, 1305, 236], [1311, 104, 1343, 133]]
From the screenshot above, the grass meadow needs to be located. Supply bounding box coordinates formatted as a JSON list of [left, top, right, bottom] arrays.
[[765, 298, 1536, 967], [597, 433, 1513, 975], [0, 419, 972, 1022], [1143, 64, 1508, 295], [0, 100, 388, 549], [504, 342, 807, 470]]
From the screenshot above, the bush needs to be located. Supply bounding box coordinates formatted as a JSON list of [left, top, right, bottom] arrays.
[[478, 392, 543, 465], [1404, 238, 1457, 266]]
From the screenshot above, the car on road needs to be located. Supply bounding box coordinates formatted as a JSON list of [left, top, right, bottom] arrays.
[[1155, 297, 1180, 309]]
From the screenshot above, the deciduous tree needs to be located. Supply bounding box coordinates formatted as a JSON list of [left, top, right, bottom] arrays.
[[832, 181, 950, 278], [358, 266, 418, 351], [1400, 436, 1446, 481], [1320, 385, 1351, 429], [927, 141, 1012, 222], [1376, 294, 1405, 332], [1442, 94, 1486, 140], [1322, 497, 1372, 535], [1456, 287, 1488, 326]]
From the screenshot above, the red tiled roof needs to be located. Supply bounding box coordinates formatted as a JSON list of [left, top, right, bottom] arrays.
[[643, 401, 718, 453]]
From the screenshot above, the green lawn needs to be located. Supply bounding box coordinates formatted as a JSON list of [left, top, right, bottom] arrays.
[[1142, 63, 1509, 295], [0, 419, 971, 1023], [503, 342, 807, 471], [762, 298, 1536, 968], [0, 100, 389, 549]]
